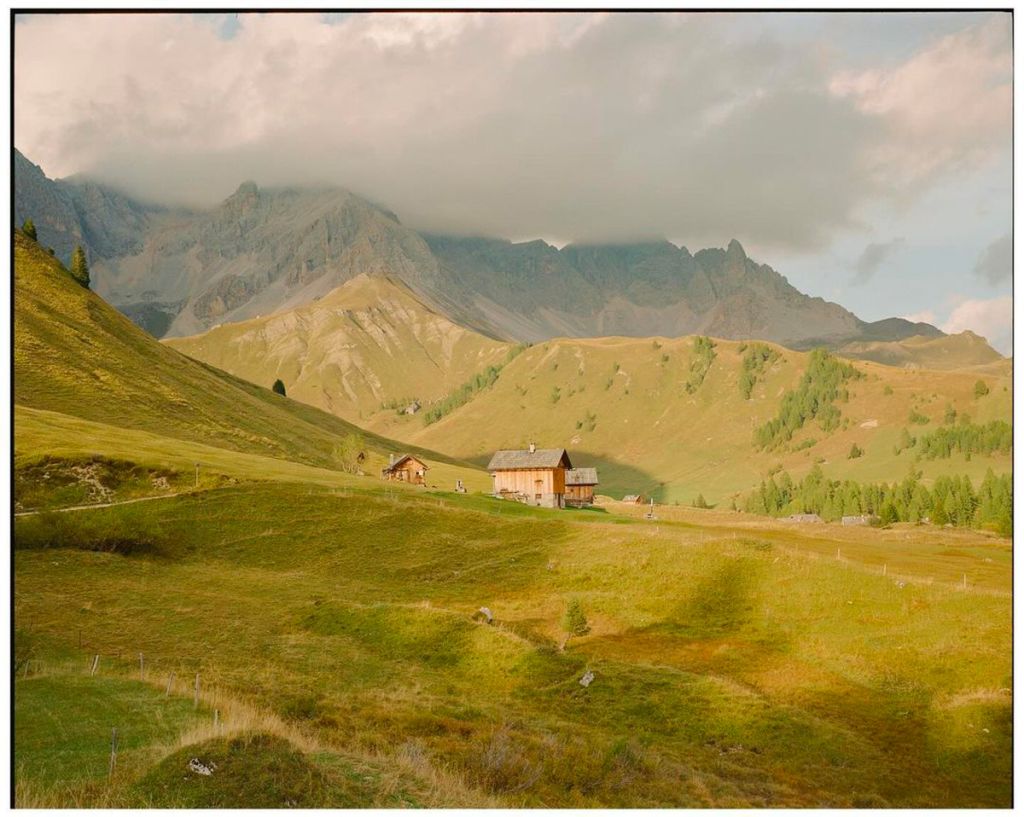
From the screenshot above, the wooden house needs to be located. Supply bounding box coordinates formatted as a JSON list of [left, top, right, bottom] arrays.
[[381, 454, 428, 485], [622, 494, 645, 504], [487, 444, 572, 508], [565, 467, 599, 507]]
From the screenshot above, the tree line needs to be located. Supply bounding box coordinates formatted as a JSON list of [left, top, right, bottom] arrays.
[[754, 349, 862, 450], [741, 464, 1011, 536]]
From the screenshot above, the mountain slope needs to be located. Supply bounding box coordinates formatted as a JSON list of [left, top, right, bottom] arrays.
[[424, 235, 930, 346], [395, 334, 1011, 503], [13, 149, 160, 265], [13, 231, 483, 486], [165, 274, 514, 424], [836, 331, 1004, 371], [15, 149, 947, 350]]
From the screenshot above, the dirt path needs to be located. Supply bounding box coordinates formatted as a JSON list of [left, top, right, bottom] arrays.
[[14, 491, 190, 518]]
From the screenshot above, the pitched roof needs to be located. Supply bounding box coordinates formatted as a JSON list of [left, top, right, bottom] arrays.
[[487, 448, 572, 471], [622, 494, 643, 503], [566, 467, 598, 486], [382, 454, 427, 472]]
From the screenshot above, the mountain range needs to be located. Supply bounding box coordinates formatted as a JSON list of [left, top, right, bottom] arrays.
[[14, 148, 947, 349]]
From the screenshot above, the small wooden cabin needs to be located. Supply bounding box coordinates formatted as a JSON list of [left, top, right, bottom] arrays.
[[565, 467, 599, 507], [487, 444, 572, 508], [622, 494, 645, 504], [381, 454, 428, 485]]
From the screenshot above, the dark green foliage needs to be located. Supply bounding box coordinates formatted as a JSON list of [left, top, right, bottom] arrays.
[[684, 336, 716, 395], [272, 379, 287, 396], [975, 380, 990, 399], [14, 507, 169, 556], [550, 386, 561, 404], [738, 342, 781, 399], [424, 346, 525, 425], [908, 409, 930, 426], [754, 350, 862, 450], [22, 218, 37, 241], [847, 443, 863, 459], [916, 420, 1011, 460], [742, 465, 1010, 534], [70, 245, 90, 289], [943, 404, 958, 425], [692, 493, 709, 509], [562, 599, 590, 637], [883, 384, 893, 396]]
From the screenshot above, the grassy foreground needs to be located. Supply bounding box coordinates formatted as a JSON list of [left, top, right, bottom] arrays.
[[14, 480, 1011, 807]]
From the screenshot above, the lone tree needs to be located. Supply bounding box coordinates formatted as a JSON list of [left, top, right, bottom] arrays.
[[561, 599, 590, 649], [847, 442, 864, 459], [70, 245, 90, 289], [22, 219, 37, 241], [272, 379, 287, 396], [333, 432, 366, 474], [974, 380, 990, 399]]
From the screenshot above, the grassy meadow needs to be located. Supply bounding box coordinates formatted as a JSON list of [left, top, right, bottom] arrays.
[[14, 481, 1011, 807]]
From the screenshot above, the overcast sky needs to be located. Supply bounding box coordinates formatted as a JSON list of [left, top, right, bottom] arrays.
[[14, 11, 1013, 352]]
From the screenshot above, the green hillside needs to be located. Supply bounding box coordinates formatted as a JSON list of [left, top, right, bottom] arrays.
[[12, 231, 487, 493], [399, 335, 1011, 504]]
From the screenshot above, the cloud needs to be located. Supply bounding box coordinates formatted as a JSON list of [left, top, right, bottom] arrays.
[[972, 233, 1011, 285], [942, 295, 1012, 354], [851, 237, 904, 284], [12, 12, 1012, 250]]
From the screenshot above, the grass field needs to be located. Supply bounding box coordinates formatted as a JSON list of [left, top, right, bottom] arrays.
[[14, 481, 1011, 807]]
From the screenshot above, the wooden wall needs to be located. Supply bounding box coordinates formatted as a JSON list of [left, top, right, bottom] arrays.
[[492, 467, 565, 498]]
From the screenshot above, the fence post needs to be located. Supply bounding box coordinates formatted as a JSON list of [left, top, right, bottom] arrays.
[[165, 671, 175, 697], [194, 673, 200, 708], [214, 709, 220, 731], [90, 655, 99, 676], [883, 563, 887, 576], [108, 728, 118, 778], [139, 653, 145, 680], [962, 573, 968, 590]]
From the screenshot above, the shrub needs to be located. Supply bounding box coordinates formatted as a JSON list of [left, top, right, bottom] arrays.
[[848, 443, 863, 459], [22, 218, 37, 241], [272, 379, 287, 396], [562, 599, 590, 637], [974, 380, 990, 398]]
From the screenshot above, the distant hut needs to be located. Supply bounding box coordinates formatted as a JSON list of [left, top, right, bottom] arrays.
[[622, 494, 645, 504], [381, 454, 428, 486], [487, 443, 572, 509], [783, 513, 823, 524], [565, 468, 599, 507]]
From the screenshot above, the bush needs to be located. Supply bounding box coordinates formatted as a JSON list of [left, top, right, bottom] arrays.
[[272, 379, 287, 396], [974, 380, 990, 398], [847, 443, 863, 459], [22, 218, 37, 241]]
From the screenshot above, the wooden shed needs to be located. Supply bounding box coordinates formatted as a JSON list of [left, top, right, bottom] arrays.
[[381, 454, 428, 485], [487, 444, 572, 509], [565, 467, 599, 507], [622, 494, 645, 504]]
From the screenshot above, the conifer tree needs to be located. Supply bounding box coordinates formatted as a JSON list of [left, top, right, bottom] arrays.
[[272, 379, 287, 396], [70, 245, 90, 288]]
